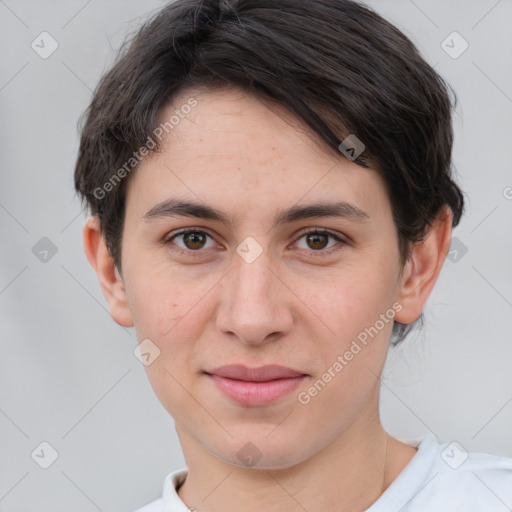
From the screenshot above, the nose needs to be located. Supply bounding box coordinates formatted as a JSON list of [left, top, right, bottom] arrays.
[[215, 249, 294, 346]]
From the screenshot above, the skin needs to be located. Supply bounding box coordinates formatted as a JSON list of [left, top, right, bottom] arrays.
[[84, 86, 452, 512]]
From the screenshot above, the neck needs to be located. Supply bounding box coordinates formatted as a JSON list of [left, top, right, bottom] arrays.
[[175, 403, 399, 512]]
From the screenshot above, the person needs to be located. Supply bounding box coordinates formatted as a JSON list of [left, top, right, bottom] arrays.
[[74, 0, 512, 510]]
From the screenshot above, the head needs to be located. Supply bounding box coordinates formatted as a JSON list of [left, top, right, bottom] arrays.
[[76, 0, 464, 469]]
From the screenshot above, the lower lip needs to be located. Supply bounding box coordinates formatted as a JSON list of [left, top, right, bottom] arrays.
[[207, 374, 307, 406]]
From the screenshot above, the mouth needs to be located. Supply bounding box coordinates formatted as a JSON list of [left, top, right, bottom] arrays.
[[204, 364, 308, 407]]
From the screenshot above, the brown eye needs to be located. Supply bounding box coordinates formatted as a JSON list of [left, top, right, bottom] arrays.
[[165, 229, 216, 253], [182, 232, 207, 250], [306, 232, 329, 250], [295, 230, 345, 256]]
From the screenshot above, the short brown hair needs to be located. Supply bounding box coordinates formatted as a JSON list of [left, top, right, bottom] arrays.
[[74, 0, 465, 344]]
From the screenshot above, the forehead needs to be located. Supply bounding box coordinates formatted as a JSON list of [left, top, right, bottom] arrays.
[[126, 87, 391, 223], [158, 86, 336, 168]]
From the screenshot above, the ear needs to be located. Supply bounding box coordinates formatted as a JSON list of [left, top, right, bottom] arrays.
[[394, 207, 453, 324], [83, 216, 134, 328]]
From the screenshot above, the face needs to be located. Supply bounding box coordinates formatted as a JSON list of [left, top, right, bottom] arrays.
[[113, 87, 410, 469]]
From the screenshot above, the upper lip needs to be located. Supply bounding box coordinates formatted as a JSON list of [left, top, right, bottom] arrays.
[[206, 364, 307, 382]]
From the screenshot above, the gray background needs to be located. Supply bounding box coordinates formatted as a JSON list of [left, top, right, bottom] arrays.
[[0, 0, 511, 510]]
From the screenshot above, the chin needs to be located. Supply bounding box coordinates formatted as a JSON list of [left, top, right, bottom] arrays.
[[216, 434, 311, 471]]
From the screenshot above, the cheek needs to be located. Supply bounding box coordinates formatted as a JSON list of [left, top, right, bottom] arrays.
[[297, 266, 396, 334], [127, 268, 209, 413], [127, 277, 182, 339], [125, 253, 205, 340], [294, 262, 399, 387], [125, 260, 216, 386]]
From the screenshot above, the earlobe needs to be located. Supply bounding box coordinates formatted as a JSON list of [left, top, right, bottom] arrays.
[[83, 217, 134, 328], [394, 207, 453, 324]]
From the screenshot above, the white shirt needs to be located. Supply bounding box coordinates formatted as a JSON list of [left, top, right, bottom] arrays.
[[134, 432, 512, 511]]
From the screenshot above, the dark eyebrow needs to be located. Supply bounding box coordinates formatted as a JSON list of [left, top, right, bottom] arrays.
[[272, 201, 370, 227], [143, 198, 370, 227], [143, 199, 235, 225]]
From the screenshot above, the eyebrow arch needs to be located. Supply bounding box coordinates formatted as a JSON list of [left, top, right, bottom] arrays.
[[143, 198, 370, 227]]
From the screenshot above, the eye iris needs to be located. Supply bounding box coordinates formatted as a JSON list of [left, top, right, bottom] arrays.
[[307, 233, 328, 250], [184, 232, 206, 250]]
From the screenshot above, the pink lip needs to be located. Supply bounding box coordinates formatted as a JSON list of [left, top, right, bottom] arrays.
[[205, 365, 308, 406]]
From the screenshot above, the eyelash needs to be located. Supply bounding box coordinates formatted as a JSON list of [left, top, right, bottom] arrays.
[[163, 228, 347, 258]]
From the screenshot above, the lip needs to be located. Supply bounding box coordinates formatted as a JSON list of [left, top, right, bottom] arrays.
[[208, 364, 306, 381], [205, 365, 308, 407]]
